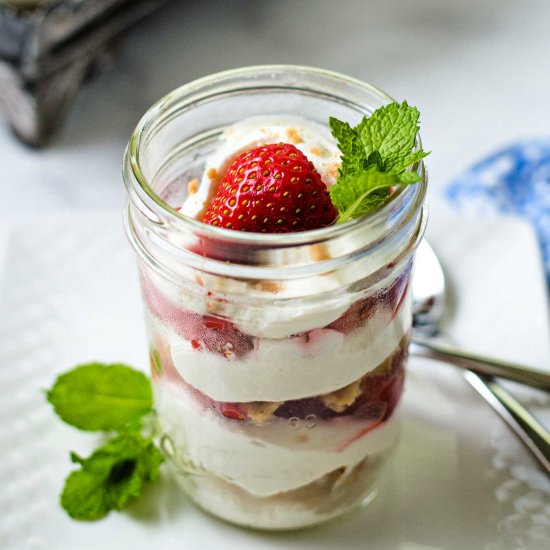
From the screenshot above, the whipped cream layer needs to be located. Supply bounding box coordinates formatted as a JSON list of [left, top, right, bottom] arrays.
[[146, 267, 355, 339], [180, 115, 341, 220], [186, 456, 382, 530], [152, 291, 410, 403], [155, 379, 400, 497]]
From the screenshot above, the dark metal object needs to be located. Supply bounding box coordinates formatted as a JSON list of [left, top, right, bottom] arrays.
[[0, 0, 171, 146], [465, 371, 550, 474], [411, 335, 550, 391]]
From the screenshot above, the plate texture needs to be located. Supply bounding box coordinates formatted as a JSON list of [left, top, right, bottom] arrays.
[[0, 212, 549, 550]]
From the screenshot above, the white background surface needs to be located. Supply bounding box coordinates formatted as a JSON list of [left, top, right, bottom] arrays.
[[2, 1, 550, 549], [2, 0, 550, 219]]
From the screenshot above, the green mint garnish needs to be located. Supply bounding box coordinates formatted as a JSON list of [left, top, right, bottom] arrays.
[[329, 101, 429, 222], [61, 432, 163, 521], [46, 362, 163, 521], [330, 169, 421, 224], [47, 363, 153, 432], [328, 117, 367, 176]]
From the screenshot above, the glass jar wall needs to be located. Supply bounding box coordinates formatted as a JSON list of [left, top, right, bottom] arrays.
[[123, 66, 427, 530]]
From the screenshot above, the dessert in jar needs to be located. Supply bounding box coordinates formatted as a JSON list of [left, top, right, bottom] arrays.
[[123, 66, 427, 530]]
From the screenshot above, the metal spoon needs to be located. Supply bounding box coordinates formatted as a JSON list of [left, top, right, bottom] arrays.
[[411, 240, 550, 475]]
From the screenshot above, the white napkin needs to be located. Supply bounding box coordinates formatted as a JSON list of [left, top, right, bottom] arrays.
[[426, 212, 550, 369]]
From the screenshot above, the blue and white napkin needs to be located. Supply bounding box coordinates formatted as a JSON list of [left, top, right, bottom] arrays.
[[446, 139, 550, 289]]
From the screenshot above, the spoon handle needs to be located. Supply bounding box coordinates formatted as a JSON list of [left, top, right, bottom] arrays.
[[411, 336, 550, 391], [464, 371, 550, 475]]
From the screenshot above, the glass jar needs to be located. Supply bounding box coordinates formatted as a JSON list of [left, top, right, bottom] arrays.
[[123, 65, 427, 530]]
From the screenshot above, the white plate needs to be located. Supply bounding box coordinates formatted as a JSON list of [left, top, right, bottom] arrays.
[[1, 211, 549, 550]]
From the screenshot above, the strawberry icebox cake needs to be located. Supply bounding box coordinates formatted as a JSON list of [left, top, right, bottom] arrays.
[[138, 106, 426, 529]]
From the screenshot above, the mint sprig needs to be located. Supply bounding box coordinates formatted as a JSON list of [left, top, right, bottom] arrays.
[[62, 433, 163, 521], [331, 169, 421, 224], [47, 363, 152, 431], [328, 117, 367, 176], [329, 101, 429, 222], [46, 362, 163, 521]]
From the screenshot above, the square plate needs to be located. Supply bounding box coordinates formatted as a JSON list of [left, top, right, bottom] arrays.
[[1, 211, 549, 550]]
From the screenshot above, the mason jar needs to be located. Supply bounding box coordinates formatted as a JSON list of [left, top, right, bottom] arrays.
[[123, 65, 427, 530]]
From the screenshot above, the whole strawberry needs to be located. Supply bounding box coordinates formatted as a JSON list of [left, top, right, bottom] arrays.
[[202, 143, 337, 232]]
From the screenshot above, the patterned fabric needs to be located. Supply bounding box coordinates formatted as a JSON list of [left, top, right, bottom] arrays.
[[446, 139, 550, 288]]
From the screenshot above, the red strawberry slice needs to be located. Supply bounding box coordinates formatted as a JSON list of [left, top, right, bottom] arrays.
[[328, 267, 412, 335], [275, 338, 407, 422], [218, 404, 248, 421], [139, 270, 254, 358], [327, 295, 377, 334], [171, 372, 251, 422], [202, 143, 337, 232]]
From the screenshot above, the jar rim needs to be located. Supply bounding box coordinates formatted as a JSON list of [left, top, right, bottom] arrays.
[[124, 64, 427, 247]]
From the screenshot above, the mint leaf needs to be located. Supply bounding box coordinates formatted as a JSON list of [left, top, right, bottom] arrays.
[[47, 363, 153, 432], [328, 116, 366, 175], [61, 432, 163, 521], [385, 149, 430, 174], [359, 101, 421, 162], [329, 101, 428, 221], [365, 150, 384, 171], [330, 168, 420, 224], [149, 349, 163, 378]]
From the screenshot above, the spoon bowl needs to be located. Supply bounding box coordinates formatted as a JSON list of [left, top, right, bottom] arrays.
[[410, 240, 550, 475], [411, 239, 445, 336]]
